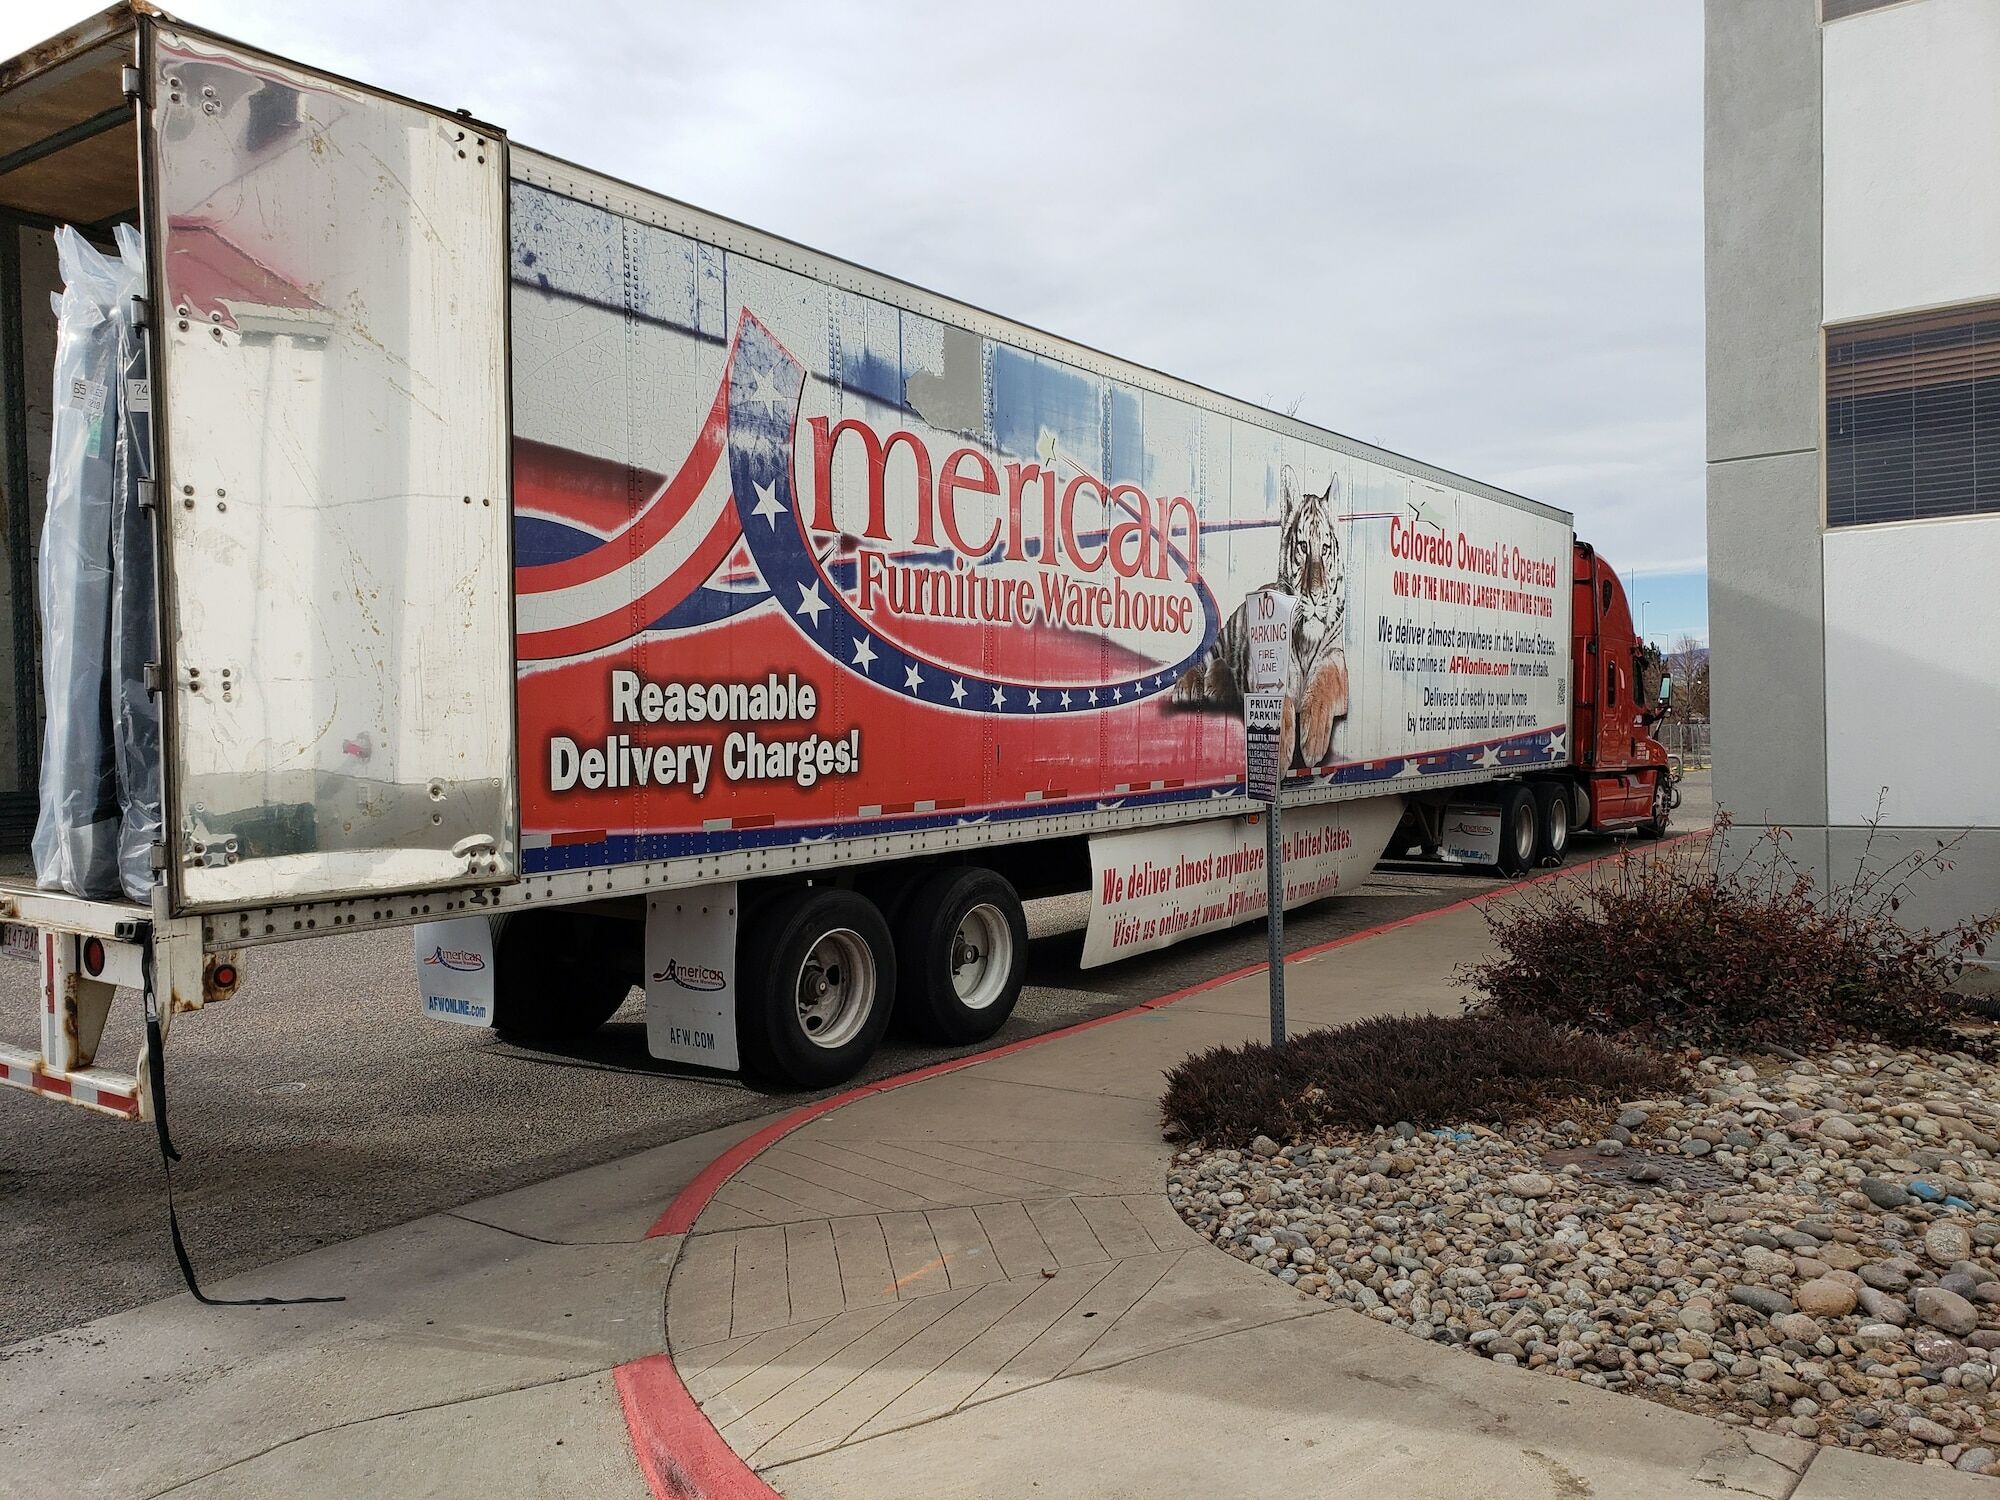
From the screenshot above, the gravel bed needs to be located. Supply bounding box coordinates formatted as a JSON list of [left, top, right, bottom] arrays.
[[1169, 1046, 2000, 1475]]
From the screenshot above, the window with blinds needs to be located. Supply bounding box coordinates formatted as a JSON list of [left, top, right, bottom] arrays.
[[1824, 303, 2000, 528]]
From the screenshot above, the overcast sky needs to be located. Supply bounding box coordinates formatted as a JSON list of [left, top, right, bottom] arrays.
[[7, 1, 1709, 642]]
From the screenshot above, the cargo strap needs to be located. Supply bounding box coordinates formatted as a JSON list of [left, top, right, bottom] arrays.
[[140, 940, 344, 1308]]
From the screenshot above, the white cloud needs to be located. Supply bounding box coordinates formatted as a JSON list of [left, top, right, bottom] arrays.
[[5, 0, 1704, 575]]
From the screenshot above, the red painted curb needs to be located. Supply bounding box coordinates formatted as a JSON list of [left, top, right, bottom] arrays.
[[620, 826, 1706, 1495], [615, 1354, 785, 1500]]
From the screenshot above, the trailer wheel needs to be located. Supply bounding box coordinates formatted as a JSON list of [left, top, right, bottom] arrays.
[[894, 867, 1027, 1045], [737, 887, 895, 1088], [1532, 782, 1572, 867], [1496, 785, 1539, 876], [492, 911, 637, 1044]]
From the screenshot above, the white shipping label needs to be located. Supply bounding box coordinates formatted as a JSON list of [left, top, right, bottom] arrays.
[[125, 377, 151, 413], [645, 885, 740, 1070], [1081, 796, 1404, 967], [69, 376, 106, 417], [1245, 589, 1297, 694], [413, 917, 496, 1026]]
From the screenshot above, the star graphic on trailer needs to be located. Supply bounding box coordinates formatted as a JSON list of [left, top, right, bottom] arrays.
[[1060, 691, 1072, 708], [851, 635, 876, 673], [1112, 686, 1123, 701], [904, 663, 923, 693], [1088, 689, 1098, 705], [743, 368, 789, 413], [795, 580, 827, 625], [751, 479, 786, 528], [1027, 690, 1040, 710], [950, 678, 967, 704], [991, 686, 1005, 708]]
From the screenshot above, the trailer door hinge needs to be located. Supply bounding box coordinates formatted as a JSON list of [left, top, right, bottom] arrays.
[[137, 479, 156, 512], [149, 842, 168, 873], [143, 661, 164, 695], [128, 294, 148, 332], [121, 65, 144, 103]]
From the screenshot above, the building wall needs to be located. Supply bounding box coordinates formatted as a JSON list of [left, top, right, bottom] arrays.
[[1706, 0, 2000, 952], [1704, 0, 1829, 885], [1822, 0, 2000, 322]]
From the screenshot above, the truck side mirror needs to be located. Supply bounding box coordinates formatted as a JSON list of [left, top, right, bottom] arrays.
[[1658, 675, 1673, 704]]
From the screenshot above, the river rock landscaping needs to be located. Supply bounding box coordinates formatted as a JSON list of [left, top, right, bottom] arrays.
[[1169, 1045, 2000, 1475]]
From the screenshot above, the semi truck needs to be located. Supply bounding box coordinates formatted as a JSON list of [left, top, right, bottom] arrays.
[[0, 5, 1673, 1112]]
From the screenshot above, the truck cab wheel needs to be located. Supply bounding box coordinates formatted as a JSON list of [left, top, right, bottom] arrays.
[[1496, 786, 1539, 876], [736, 887, 895, 1088], [1532, 782, 1572, 867], [894, 866, 1027, 1045], [492, 911, 638, 1043], [1639, 775, 1673, 838]]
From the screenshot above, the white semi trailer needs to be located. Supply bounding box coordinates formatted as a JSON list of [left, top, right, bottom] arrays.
[[0, 6, 1601, 1114]]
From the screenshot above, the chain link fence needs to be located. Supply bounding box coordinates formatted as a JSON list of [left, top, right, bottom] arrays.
[[1657, 718, 1711, 768]]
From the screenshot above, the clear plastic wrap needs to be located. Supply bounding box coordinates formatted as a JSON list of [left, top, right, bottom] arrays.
[[109, 224, 160, 901], [32, 228, 125, 896]]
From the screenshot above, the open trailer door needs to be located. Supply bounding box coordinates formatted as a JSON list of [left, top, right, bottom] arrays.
[[139, 21, 515, 911]]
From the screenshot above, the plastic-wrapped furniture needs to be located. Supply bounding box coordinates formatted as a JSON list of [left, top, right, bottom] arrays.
[[33, 227, 126, 896]]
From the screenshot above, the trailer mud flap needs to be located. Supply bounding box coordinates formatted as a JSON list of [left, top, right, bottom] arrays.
[[412, 917, 497, 1026], [645, 886, 739, 1071], [1440, 804, 1503, 865]]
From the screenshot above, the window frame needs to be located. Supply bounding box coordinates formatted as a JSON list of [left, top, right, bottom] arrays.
[[1822, 296, 2000, 532]]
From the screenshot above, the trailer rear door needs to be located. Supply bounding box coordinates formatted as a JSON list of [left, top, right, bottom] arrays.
[[141, 23, 515, 910]]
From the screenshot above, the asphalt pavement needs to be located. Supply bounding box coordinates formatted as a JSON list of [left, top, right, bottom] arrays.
[[0, 773, 1710, 1345]]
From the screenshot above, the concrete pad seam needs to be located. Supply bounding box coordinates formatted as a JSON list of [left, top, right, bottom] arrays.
[[134, 1366, 623, 1500], [909, 1139, 1129, 1191], [738, 1287, 986, 1462], [825, 1138, 1101, 1199], [809, 1278, 1046, 1459], [688, 1190, 1198, 1240], [925, 1070, 1165, 1102], [1048, 1247, 1185, 1376], [752, 1302, 1334, 1478], [439, 1208, 644, 1248]]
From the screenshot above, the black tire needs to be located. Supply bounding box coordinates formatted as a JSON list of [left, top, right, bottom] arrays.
[[1496, 785, 1539, 876], [736, 887, 895, 1088], [1639, 773, 1673, 838], [893, 866, 1027, 1045], [1532, 781, 1573, 868], [492, 910, 639, 1044]]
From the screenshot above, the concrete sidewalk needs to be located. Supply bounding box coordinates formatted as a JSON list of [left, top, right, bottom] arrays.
[[4, 824, 1986, 1498], [0, 1124, 761, 1498], [648, 886, 1996, 1499]]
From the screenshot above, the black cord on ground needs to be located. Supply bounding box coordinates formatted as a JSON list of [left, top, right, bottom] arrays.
[[141, 942, 344, 1309]]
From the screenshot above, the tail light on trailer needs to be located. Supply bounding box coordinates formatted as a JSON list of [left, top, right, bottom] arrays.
[[204, 954, 242, 1002]]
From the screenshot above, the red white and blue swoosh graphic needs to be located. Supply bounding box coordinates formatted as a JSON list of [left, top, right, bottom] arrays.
[[518, 309, 1220, 709]]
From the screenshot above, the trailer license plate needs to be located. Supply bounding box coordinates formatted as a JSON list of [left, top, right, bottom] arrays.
[[1, 922, 38, 963]]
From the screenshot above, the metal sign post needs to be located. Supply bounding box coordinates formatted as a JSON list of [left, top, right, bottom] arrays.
[[1244, 590, 1295, 1049]]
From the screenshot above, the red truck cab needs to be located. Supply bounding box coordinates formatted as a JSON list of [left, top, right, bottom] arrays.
[[1571, 541, 1673, 832]]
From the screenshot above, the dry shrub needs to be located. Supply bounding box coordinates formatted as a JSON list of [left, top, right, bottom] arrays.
[[1159, 1012, 1680, 1146], [1464, 811, 1998, 1057]]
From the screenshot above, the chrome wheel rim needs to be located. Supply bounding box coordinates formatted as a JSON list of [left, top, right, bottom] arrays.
[[795, 927, 875, 1050], [1512, 800, 1537, 862], [1547, 797, 1569, 855], [949, 903, 1012, 1012]]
